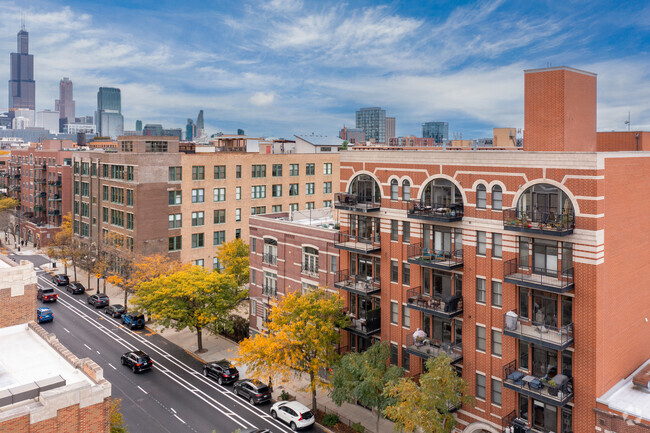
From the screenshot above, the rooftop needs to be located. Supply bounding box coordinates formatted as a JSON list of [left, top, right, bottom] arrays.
[[597, 359, 650, 424], [254, 208, 339, 231], [295, 134, 344, 147]]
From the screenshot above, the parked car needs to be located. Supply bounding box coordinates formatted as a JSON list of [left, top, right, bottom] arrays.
[[120, 350, 153, 373], [87, 293, 110, 308], [233, 379, 272, 405], [51, 274, 70, 286], [202, 360, 239, 385], [66, 281, 85, 294], [37, 307, 53, 323], [122, 313, 145, 330], [270, 401, 315, 430], [104, 304, 126, 318], [37, 287, 58, 302]]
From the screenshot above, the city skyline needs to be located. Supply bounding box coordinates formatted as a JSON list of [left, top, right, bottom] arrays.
[[1, 0, 649, 138]]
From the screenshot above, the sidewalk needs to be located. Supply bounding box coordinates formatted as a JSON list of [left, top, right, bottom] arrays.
[[7, 242, 395, 433]]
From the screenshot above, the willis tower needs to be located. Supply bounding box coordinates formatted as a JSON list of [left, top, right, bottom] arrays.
[[9, 23, 35, 110]]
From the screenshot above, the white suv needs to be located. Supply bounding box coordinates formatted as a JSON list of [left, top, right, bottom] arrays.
[[270, 401, 315, 430]]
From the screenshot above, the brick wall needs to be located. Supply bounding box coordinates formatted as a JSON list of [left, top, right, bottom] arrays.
[[0, 259, 37, 328]]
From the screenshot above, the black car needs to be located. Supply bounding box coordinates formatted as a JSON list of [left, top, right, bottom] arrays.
[[104, 304, 126, 318], [87, 293, 110, 308], [52, 274, 70, 286], [66, 282, 85, 294], [233, 379, 272, 405], [121, 350, 153, 373], [202, 360, 239, 385], [37, 287, 58, 302], [122, 313, 145, 330]]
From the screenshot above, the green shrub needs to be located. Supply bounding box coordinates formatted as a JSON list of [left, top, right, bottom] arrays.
[[280, 390, 290, 401], [351, 422, 365, 433], [322, 413, 340, 427]]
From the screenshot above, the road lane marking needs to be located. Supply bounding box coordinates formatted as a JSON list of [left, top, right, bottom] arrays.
[[170, 407, 176, 414], [174, 414, 186, 424], [96, 350, 101, 354], [63, 327, 70, 333], [108, 363, 116, 370], [84, 344, 92, 350], [138, 386, 148, 394]]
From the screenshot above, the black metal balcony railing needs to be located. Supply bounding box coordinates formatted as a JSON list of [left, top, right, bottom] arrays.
[[407, 200, 463, 222], [34, 178, 47, 184], [334, 231, 381, 254], [262, 253, 277, 266], [406, 287, 463, 319], [344, 308, 381, 336], [13, 174, 21, 179], [503, 310, 574, 351], [35, 164, 47, 170], [502, 410, 517, 432], [334, 192, 381, 212], [302, 262, 319, 276], [334, 270, 381, 295], [503, 207, 574, 236], [48, 194, 61, 201], [48, 209, 61, 216], [503, 360, 573, 407], [503, 259, 574, 293], [262, 283, 277, 298], [9, 186, 20, 192], [407, 243, 463, 270], [47, 180, 62, 187], [404, 332, 463, 363]]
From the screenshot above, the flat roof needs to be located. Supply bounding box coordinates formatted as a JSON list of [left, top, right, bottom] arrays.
[[597, 359, 650, 423], [256, 208, 338, 231]]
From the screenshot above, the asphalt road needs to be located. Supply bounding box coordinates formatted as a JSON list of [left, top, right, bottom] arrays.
[[15, 254, 300, 433]]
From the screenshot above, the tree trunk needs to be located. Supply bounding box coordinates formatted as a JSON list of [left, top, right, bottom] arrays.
[[73, 264, 77, 282], [123, 288, 128, 307], [376, 407, 380, 433], [309, 371, 317, 412], [64, 263, 68, 274], [196, 325, 203, 352]]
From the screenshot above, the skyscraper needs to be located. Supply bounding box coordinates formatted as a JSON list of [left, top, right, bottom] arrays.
[[9, 25, 35, 110], [196, 110, 205, 138], [186, 119, 195, 140], [385, 117, 396, 141], [422, 121, 449, 142], [95, 87, 124, 138], [55, 77, 75, 121], [135, 120, 142, 133], [355, 107, 386, 143]]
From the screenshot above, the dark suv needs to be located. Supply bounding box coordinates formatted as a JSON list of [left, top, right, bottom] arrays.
[[203, 360, 239, 385], [233, 379, 272, 405], [122, 313, 145, 330], [66, 282, 85, 294], [37, 287, 58, 302], [52, 274, 70, 286], [104, 304, 127, 318], [88, 293, 110, 308], [121, 350, 153, 373]]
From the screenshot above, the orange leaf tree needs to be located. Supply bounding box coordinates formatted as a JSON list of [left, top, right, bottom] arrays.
[[215, 238, 250, 289]]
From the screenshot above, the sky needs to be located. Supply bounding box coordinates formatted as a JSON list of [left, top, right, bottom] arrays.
[[4, 0, 650, 139]]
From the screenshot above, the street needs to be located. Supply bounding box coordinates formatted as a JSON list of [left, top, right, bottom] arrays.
[[15, 253, 297, 433]]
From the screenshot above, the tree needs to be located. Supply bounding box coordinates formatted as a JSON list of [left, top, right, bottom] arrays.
[[330, 342, 404, 433], [0, 196, 19, 243], [383, 354, 472, 433], [0, 196, 19, 213], [132, 266, 245, 352], [234, 288, 349, 411], [215, 238, 249, 288], [47, 213, 83, 279], [110, 398, 129, 433]]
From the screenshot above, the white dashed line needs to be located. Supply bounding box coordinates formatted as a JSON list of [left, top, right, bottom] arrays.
[[63, 327, 70, 333], [174, 414, 185, 424], [170, 407, 176, 414], [138, 386, 148, 394], [83, 344, 92, 350], [96, 350, 101, 354], [108, 363, 116, 370]]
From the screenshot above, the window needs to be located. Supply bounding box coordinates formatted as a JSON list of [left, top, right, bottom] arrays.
[[168, 166, 182, 181], [81, 182, 90, 197], [168, 236, 182, 251], [303, 246, 319, 275], [194, 259, 204, 267], [81, 162, 89, 175], [251, 238, 256, 252], [235, 165, 241, 179], [492, 281, 502, 307], [402, 348, 410, 371], [492, 329, 502, 357], [402, 180, 410, 201], [323, 200, 332, 208], [110, 209, 124, 227], [306, 163, 315, 175], [391, 260, 398, 283], [251, 206, 266, 215], [289, 184, 299, 196], [491, 378, 502, 406], [263, 272, 278, 297], [235, 208, 241, 221], [235, 186, 241, 200], [402, 305, 410, 327], [252, 164, 266, 178], [191, 233, 204, 248], [476, 325, 486, 352], [492, 233, 502, 258], [272, 164, 282, 177], [492, 185, 502, 210], [306, 183, 315, 195], [126, 213, 134, 230], [477, 231, 486, 255], [144, 141, 168, 152], [289, 164, 299, 176], [323, 182, 332, 194], [271, 185, 282, 197], [476, 278, 486, 304], [192, 166, 205, 180], [476, 373, 486, 399], [126, 189, 134, 206], [213, 231, 226, 246], [102, 185, 108, 201], [126, 166, 134, 181], [390, 301, 398, 325], [81, 202, 90, 217], [477, 184, 486, 209], [391, 220, 398, 241], [390, 343, 398, 365], [102, 164, 108, 177], [390, 179, 398, 200], [111, 187, 124, 204], [214, 188, 226, 202], [192, 188, 204, 203], [102, 207, 108, 222], [290, 203, 299, 211], [263, 239, 278, 265], [403, 221, 410, 243], [192, 211, 204, 226], [323, 163, 332, 175], [306, 202, 315, 210], [74, 181, 79, 195], [251, 300, 256, 316], [251, 185, 266, 199], [168, 214, 182, 228], [330, 255, 337, 273]]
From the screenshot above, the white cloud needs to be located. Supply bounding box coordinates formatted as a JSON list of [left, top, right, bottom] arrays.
[[249, 91, 276, 106], [260, 0, 303, 12]]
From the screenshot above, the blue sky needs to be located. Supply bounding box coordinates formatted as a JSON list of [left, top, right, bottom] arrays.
[[4, 0, 650, 138]]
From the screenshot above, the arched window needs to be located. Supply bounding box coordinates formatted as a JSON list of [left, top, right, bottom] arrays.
[[390, 179, 398, 200], [421, 178, 463, 207], [402, 180, 411, 201], [492, 185, 503, 210], [348, 174, 382, 203], [476, 184, 487, 209]]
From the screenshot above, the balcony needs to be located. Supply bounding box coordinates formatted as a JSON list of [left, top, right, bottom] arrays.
[[47, 180, 62, 187], [503, 207, 574, 236], [9, 186, 20, 192], [406, 287, 463, 319], [334, 270, 381, 296], [34, 178, 46, 184], [334, 193, 381, 213], [407, 200, 463, 222], [262, 283, 277, 298], [504, 259, 574, 293], [344, 308, 381, 337], [262, 253, 277, 266], [334, 231, 381, 254], [34, 206, 45, 213], [503, 310, 574, 351], [13, 174, 21, 179], [48, 209, 61, 216], [407, 243, 463, 270], [48, 194, 61, 201], [404, 333, 463, 364], [503, 360, 573, 407], [35, 164, 47, 170]]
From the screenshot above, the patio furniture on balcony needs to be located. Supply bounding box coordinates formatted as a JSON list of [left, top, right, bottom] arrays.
[[407, 243, 463, 270], [503, 310, 574, 350], [344, 308, 381, 337], [503, 259, 574, 293], [503, 360, 573, 407], [407, 200, 463, 222], [334, 231, 381, 254], [405, 286, 463, 319], [334, 270, 381, 296], [405, 331, 463, 363], [503, 207, 574, 236], [334, 192, 381, 212]]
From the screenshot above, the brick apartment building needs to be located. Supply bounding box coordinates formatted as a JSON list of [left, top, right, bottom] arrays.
[[72, 136, 339, 271], [329, 67, 650, 433]]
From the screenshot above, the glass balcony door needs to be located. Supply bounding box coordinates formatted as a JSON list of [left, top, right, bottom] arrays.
[[533, 239, 558, 277]]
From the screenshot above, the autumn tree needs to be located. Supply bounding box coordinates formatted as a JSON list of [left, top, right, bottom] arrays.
[[0, 196, 19, 213], [215, 238, 249, 288], [110, 398, 129, 433], [48, 213, 76, 276], [330, 342, 404, 433], [234, 288, 349, 411], [383, 354, 472, 433], [132, 266, 245, 352], [0, 196, 19, 243]]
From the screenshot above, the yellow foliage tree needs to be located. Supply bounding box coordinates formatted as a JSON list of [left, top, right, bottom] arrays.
[[0, 196, 19, 213], [234, 288, 349, 411], [215, 238, 249, 288], [47, 213, 85, 280]]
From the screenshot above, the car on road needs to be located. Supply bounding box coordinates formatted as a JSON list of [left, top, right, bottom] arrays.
[[121, 350, 153, 373], [270, 401, 315, 430], [202, 360, 239, 385], [87, 293, 110, 308], [104, 304, 126, 318], [122, 313, 145, 330], [51, 274, 70, 286], [37, 287, 58, 303], [66, 281, 85, 294], [37, 307, 53, 323], [233, 379, 272, 405]]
